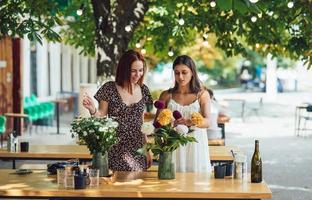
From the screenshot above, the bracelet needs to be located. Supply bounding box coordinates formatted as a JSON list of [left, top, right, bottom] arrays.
[[90, 108, 97, 115]]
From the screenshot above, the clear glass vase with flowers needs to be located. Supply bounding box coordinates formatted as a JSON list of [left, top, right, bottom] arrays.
[[138, 100, 199, 179], [70, 117, 118, 176]]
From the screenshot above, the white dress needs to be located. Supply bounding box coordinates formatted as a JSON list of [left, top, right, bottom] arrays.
[[167, 99, 212, 173]]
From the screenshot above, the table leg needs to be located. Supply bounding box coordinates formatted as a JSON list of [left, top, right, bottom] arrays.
[[294, 108, 298, 136], [218, 123, 225, 139], [241, 101, 246, 122], [13, 117, 22, 136], [56, 102, 60, 134], [13, 159, 16, 169]]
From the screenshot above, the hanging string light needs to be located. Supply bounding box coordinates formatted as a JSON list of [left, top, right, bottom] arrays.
[[168, 46, 174, 57], [141, 47, 146, 55], [135, 40, 141, 48], [251, 16, 257, 22], [249, 0, 259, 3], [287, 1, 294, 8], [125, 25, 132, 32], [76, 4, 84, 16], [178, 13, 185, 26], [210, 1, 216, 8]]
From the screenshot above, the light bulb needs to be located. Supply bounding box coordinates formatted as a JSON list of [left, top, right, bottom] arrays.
[[257, 13, 262, 18], [210, 1, 216, 8], [168, 51, 174, 57], [141, 48, 146, 55], [77, 4, 84, 16], [287, 2, 294, 8], [178, 18, 185, 25], [76, 9, 83, 16], [249, 0, 259, 3], [255, 43, 260, 48], [135, 43, 141, 48], [251, 16, 257, 22], [125, 25, 131, 32]]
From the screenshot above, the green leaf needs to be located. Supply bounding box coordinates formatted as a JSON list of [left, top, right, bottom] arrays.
[[234, 0, 249, 14], [217, 0, 233, 11]]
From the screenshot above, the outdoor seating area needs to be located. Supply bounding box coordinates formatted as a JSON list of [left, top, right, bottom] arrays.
[[23, 95, 55, 127]]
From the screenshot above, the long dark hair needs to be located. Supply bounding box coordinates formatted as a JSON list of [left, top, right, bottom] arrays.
[[170, 55, 202, 93], [115, 49, 146, 94]]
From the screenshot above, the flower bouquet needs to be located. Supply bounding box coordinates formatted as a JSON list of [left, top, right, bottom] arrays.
[[70, 117, 118, 176], [138, 100, 197, 179]]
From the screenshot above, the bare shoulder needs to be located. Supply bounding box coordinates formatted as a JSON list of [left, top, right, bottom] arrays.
[[199, 89, 210, 102], [159, 90, 171, 102]]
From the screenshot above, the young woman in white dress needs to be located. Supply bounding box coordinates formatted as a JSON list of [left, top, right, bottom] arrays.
[[156, 55, 212, 173]]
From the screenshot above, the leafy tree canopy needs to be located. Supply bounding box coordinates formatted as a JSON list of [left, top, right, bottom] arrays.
[[1, 0, 311, 75]]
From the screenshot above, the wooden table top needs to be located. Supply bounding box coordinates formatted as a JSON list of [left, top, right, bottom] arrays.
[[4, 113, 29, 118], [0, 145, 239, 161], [0, 170, 272, 199]]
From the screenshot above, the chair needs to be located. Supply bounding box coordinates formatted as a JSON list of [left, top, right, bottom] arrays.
[[298, 105, 312, 136], [0, 115, 6, 148], [246, 97, 263, 121]]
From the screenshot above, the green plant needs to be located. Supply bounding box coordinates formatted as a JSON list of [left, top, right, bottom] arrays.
[[70, 117, 118, 155], [138, 124, 196, 157]]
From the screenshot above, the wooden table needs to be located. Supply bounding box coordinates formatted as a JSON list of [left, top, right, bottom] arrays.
[[4, 112, 29, 136], [0, 145, 239, 169], [0, 170, 272, 199]]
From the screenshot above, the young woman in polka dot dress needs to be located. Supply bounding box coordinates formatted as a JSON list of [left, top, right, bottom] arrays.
[[83, 50, 153, 171]]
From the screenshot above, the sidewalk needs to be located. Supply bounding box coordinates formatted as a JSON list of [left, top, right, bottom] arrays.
[[219, 90, 312, 200]]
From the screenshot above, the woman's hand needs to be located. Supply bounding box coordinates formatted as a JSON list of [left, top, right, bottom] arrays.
[[174, 117, 193, 127], [146, 151, 153, 169], [82, 93, 96, 114]]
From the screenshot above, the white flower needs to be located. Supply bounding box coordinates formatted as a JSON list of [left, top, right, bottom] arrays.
[[175, 124, 189, 135], [99, 126, 108, 132], [141, 122, 154, 135], [112, 122, 118, 128], [83, 131, 87, 136]]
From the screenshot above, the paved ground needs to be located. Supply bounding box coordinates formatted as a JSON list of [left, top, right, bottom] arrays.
[[218, 90, 312, 200], [1, 89, 312, 200]]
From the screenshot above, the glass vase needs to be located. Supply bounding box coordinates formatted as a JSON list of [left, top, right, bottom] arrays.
[[158, 151, 175, 179], [92, 151, 109, 177]]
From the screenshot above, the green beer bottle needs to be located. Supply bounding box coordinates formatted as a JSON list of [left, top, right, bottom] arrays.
[[251, 140, 262, 183]]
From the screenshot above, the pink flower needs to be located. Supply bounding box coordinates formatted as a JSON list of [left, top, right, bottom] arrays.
[[173, 110, 182, 120], [154, 100, 165, 109]]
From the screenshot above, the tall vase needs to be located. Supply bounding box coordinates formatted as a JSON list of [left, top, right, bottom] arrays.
[[158, 151, 175, 179], [92, 151, 109, 177]]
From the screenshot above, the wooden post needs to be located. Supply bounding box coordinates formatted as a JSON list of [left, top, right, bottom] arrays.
[[12, 38, 22, 136]]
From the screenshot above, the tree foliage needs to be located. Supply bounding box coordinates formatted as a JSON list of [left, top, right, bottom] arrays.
[[0, 0, 63, 43], [1, 0, 312, 76]]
